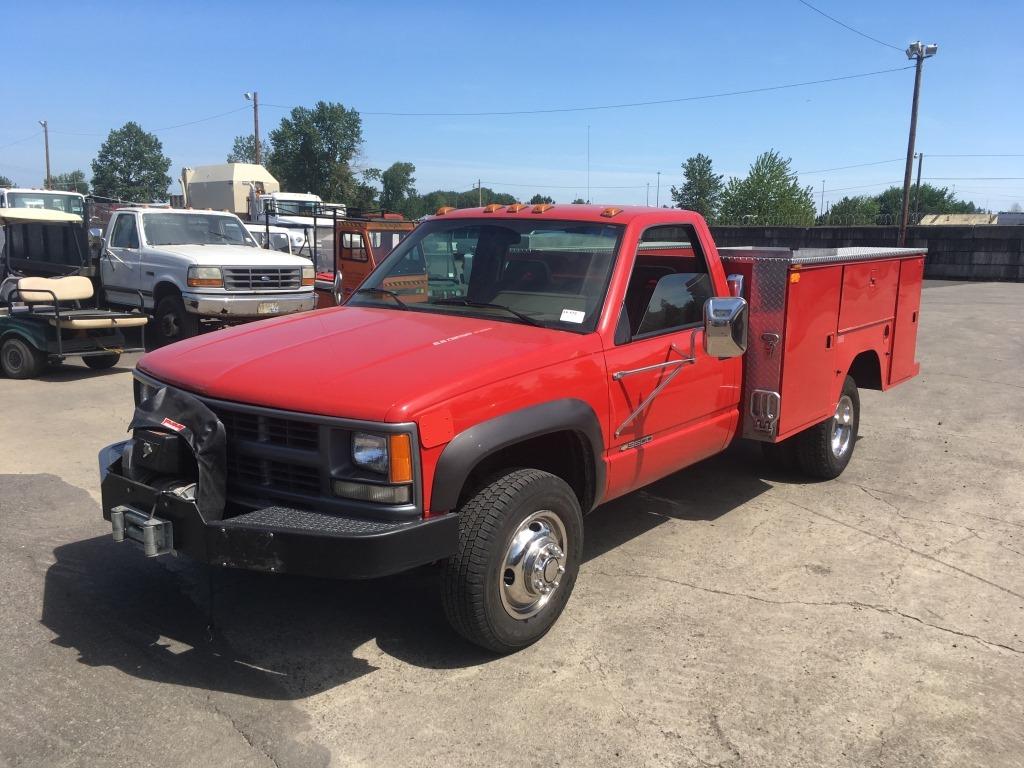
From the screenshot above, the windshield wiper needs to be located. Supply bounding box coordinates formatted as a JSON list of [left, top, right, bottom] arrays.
[[353, 287, 410, 310], [432, 298, 544, 327]]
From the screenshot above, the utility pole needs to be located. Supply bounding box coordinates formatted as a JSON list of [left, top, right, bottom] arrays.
[[478, 179, 482, 207], [913, 153, 924, 222], [586, 124, 591, 204], [899, 41, 938, 245], [646, 182, 650, 207], [39, 120, 51, 189], [821, 179, 825, 217], [656, 171, 661, 208], [244, 92, 261, 165]]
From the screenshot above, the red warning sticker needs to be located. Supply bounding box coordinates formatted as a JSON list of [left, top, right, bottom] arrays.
[[160, 417, 186, 433]]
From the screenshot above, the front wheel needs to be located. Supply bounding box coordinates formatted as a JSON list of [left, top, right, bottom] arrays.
[[1, 337, 46, 379], [795, 376, 860, 479], [151, 294, 199, 349], [441, 469, 584, 653]]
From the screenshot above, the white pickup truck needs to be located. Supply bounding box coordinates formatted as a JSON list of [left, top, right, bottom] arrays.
[[101, 208, 315, 347]]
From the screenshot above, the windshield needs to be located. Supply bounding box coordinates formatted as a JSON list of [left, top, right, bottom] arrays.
[[5, 191, 85, 217], [272, 199, 319, 216], [349, 219, 624, 332], [142, 213, 256, 247]]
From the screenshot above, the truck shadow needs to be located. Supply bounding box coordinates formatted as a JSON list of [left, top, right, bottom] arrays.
[[39, 442, 780, 702]]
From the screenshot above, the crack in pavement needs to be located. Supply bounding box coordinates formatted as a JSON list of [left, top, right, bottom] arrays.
[[782, 499, 1024, 603], [204, 692, 282, 768], [598, 571, 1024, 656]]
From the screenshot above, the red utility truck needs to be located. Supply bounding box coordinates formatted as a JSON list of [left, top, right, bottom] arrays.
[[98, 204, 923, 652]]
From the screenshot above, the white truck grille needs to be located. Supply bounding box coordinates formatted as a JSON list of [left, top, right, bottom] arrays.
[[223, 267, 302, 291]]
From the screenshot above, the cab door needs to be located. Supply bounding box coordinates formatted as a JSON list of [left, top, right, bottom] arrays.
[[101, 213, 143, 307], [603, 225, 740, 494]]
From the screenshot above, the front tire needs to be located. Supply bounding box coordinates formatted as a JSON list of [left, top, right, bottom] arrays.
[[795, 376, 860, 479], [1, 337, 46, 379], [151, 294, 199, 349], [441, 469, 584, 653]]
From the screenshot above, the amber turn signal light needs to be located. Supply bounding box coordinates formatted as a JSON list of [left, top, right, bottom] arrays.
[[389, 434, 413, 484]]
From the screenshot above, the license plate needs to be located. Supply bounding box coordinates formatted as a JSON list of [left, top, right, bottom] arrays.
[[257, 302, 280, 315]]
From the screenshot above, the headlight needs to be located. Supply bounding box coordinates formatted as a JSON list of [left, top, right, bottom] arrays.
[[352, 432, 388, 474], [187, 266, 223, 288], [302, 265, 315, 286]]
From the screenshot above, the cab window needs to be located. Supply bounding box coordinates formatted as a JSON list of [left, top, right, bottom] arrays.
[[621, 225, 713, 341], [339, 232, 367, 262], [110, 215, 140, 249]]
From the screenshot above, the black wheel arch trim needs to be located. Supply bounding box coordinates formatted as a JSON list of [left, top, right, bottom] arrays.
[[430, 398, 606, 514]]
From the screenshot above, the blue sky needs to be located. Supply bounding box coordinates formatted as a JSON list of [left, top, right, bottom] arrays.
[[2, 0, 1022, 211]]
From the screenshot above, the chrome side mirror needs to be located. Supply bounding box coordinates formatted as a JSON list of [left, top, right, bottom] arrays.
[[332, 270, 344, 305], [703, 296, 748, 358]]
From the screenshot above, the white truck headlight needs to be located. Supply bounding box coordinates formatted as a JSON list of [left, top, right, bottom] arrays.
[[187, 266, 223, 288], [352, 432, 388, 474], [302, 265, 315, 286]]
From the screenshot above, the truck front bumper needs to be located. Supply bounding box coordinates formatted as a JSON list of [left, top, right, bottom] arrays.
[[98, 442, 458, 579], [181, 290, 315, 319]]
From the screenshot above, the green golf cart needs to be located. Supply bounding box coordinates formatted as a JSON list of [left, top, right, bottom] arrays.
[[0, 207, 148, 379]]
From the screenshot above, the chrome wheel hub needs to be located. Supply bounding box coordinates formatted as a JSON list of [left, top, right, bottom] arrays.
[[499, 510, 567, 619], [831, 394, 854, 458]]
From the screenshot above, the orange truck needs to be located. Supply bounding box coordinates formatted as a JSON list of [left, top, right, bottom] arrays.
[[314, 213, 417, 307]]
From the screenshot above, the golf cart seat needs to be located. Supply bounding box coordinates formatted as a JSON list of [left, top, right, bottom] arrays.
[[12, 276, 149, 329]]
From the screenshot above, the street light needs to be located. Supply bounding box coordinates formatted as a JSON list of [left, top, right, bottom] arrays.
[[899, 41, 938, 245], [39, 120, 51, 189], [244, 91, 260, 165]]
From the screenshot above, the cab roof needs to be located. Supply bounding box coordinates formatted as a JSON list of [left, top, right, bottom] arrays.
[[429, 204, 698, 226]]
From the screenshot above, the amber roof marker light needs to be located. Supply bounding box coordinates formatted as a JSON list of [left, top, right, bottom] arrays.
[[506, 203, 528, 213], [483, 204, 504, 213], [601, 207, 622, 218], [435, 206, 455, 215], [532, 204, 554, 214]]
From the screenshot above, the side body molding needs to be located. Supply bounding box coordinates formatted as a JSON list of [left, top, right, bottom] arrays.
[[429, 398, 606, 514]]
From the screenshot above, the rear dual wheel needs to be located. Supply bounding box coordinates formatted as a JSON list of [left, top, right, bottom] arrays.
[[442, 469, 583, 654], [762, 376, 860, 479]]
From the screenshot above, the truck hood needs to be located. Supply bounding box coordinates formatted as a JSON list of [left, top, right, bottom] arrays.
[[148, 243, 311, 267], [138, 307, 601, 422]]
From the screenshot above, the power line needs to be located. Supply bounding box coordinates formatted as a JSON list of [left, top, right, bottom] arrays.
[[926, 154, 1024, 158], [925, 176, 1024, 181], [481, 180, 646, 190], [798, 158, 904, 174], [358, 66, 913, 116], [795, 0, 904, 52], [49, 106, 254, 138], [0, 132, 41, 151]]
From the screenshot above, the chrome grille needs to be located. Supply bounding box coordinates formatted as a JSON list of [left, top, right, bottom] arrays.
[[223, 266, 302, 291]]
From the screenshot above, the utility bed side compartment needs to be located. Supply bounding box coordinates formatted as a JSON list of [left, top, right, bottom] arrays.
[[838, 259, 900, 333], [888, 256, 924, 385], [777, 266, 842, 438]]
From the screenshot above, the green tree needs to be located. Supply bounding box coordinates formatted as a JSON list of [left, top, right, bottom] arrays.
[[529, 194, 554, 205], [719, 150, 815, 225], [346, 168, 381, 211], [670, 153, 724, 222], [571, 198, 586, 204], [819, 195, 879, 225], [0, 175, 14, 187], [91, 122, 171, 202], [380, 162, 417, 215], [266, 101, 362, 203], [226, 134, 257, 164], [874, 183, 977, 224], [49, 170, 90, 194]]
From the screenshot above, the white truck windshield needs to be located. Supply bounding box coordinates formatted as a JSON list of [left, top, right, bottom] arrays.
[[4, 191, 85, 217], [143, 213, 255, 247]]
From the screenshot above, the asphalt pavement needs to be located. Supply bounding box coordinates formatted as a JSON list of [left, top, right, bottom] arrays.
[[1, 280, 1022, 768]]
